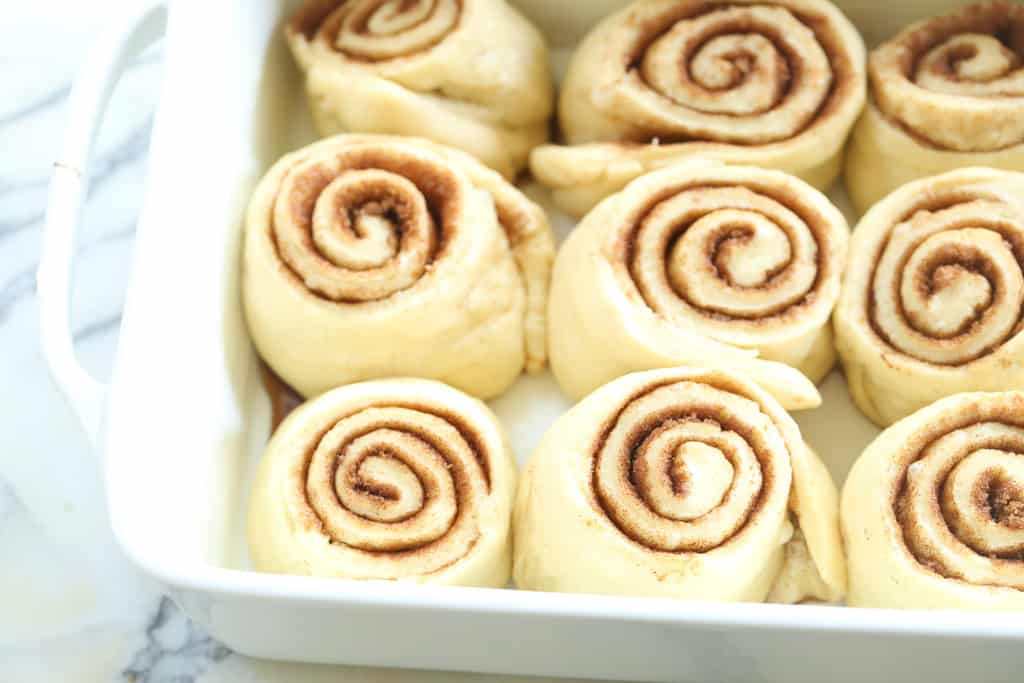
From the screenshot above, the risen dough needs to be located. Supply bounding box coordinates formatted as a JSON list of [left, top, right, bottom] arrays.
[[249, 378, 517, 586], [530, 0, 865, 217], [548, 161, 849, 411], [842, 391, 1024, 611], [286, 0, 554, 178], [835, 167, 1024, 427], [513, 367, 845, 603], [243, 134, 554, 399], [846, 1, 1024, 214]]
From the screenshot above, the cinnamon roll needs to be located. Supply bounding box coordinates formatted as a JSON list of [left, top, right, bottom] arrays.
[[548, 161, 849, 411], [243, 134, 554, 399], [530, 0, 866, 217], [834, 167, 1024, 427], [842, 391, 1024, 611], [286, 0, 553, 178], [846, 1, 1024, 215], [249, 378, 517, 585], [513, 367, 845, 603]]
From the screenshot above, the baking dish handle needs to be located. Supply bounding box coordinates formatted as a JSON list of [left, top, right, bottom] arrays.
[[38, 0, 167, 450]]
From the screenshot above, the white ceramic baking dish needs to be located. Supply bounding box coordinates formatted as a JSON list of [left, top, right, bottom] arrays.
[[38, 1, 1024, 681]]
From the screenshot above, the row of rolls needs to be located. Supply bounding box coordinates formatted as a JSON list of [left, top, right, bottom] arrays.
[[287, 0, 1024, 214], [247, 133, 1024, 429], [252, 369, 1024, 611], [242, 0, 1024, 611], [245, 134, 1024, 611]]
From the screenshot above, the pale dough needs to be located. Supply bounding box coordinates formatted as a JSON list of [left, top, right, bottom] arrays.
[[287, 0, 554, 178], [513, 367, 846, 603], [249, 378, 517, 586], [834, 167, 1024, 427], [548, 161, 849, 411], [845, 1, 1024, 214], [243, 134, 554, 399], [530, 0, 866, 217], [842, 390, 1024, 610]]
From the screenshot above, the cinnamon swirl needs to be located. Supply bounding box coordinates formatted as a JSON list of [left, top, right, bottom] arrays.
[[834, 167, 1024, 427], [529, 0, 866, 217], [842, 390, 1024, 611], [248, 378, 517, 585], [846, 1, 1024, 214], [286, 0, 554, 178], [243, 134, 554, 400], [513, 367, 845, 602], [548, 161, 849, 411]]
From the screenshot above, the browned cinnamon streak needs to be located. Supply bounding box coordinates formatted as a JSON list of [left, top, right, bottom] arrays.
[[616, 2, 858, 145], [588, 377, 776, 552], [614, 182, 832, 323], [260, 353, 493, 562], [307, 424, 476, 532], [265, 139, 537, 315], [268, 146, 460, 304], [875, 1, 1024, 86], [290, 0, 347, 40], [261, 363, 304, 432], [272, 396, 492, 562], [261, 363, 491, 486], [866, 192, 1024, 365], [888, 397, 1024, 581], [290, 0, 463, 61], [870, 1, 1024, 151]]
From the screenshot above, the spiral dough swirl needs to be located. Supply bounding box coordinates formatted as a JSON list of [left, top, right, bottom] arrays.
[[512, 367, 846, 602], [532, 0, 864, 229], [546, 162, 846, 411], [899, 419, 1024, 587], [243, 134, 553, 400], [593, 377, 786, 553], [868, 192, 1024, 366], [629, 4, 830, 144], [618, 172, 845, 344], [869, 0, 1024, 153], [271, 144, 460, 303], [292, 0, 461, 61], [248, 379, 516, 584], [286, 1, 553, 179], [835, 168, 1024, 426], [302, 403, 487, 573], [842, 391, 1024, 609], [556, 0, 864, 147]]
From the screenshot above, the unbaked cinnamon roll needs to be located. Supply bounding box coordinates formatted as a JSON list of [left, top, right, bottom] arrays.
[[834, 167, 1024, 427], [243, 134, 554, 400], [846, 1, 1024, 214], [530, 0, 866, 217], [513, 367, 845, 603], [286, 0, 553, 178], [249, 378, 517, 585], [549, 161, 848, 411], [842, 391, 1024, 611]]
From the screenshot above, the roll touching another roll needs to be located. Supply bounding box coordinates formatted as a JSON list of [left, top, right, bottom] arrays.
[[842, 391, 1024, 611], [513, 367, 846, 603], [846, 1, 1024, 214], [549, 161, 849, 411], [286, 0, 554, 178], [249, 378, 517, 586], [530, 0, 866, 217], [243, 134, 554, 400], [834, 167, 1024, 427]]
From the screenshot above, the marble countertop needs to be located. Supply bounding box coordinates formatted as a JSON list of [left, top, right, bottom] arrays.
[[0, 2, 600, 681]]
